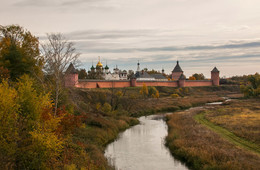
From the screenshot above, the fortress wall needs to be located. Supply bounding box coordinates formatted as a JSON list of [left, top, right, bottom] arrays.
[[75, 80, 213, 88], [136, 81, 178, 87], [77, 80, 131, 88], [185, 80, 213, 87]]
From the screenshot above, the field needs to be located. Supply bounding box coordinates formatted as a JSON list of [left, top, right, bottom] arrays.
[[166, 99, 260, 170]]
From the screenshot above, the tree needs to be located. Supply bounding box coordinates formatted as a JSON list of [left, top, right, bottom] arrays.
[[192, 73, 205, 80], [147, 69, 160, 74], [140, 83, 148, 98], [240, 73, 260, 97], [0, 25, 43, 80], [78, 69, 87, 79], [189, 76, 196, 80], [41, 33, 80, 115], [0, 67, 9, 82], [0, 75, 64, 169]]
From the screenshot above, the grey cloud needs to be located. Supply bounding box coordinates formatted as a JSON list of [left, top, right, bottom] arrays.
[[78, 41, 260, 53], [65, 29, 161, 40]]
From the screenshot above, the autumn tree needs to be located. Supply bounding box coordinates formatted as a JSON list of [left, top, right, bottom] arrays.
[[140, 83, 148, 98], [240, 73, 260, 97], [41, 33, 80, 115], [0, 25, 43, 80], [148, 86, 159, 98], [0, 75, 64, 169], [189, 76, 196, 80], [192, 73, 205, 80]]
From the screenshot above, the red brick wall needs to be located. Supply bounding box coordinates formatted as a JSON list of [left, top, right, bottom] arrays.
[[185, 80, 213, 87], [75, 80, 213, 88], [77, 80, 131, 88], [136, 81, 178, 87]]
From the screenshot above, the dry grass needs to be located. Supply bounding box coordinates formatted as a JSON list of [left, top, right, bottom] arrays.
[[205, 99, 260, 145], [166, 105, 260, 170]]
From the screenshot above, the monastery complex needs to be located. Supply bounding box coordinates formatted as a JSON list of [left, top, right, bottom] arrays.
[[65, 59, 220, 89]]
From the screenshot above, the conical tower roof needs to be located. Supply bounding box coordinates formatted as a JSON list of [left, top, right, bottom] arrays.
[[172, 61, 183, 72], [211, 67, 219, 72], [66, 63, 77, 74]]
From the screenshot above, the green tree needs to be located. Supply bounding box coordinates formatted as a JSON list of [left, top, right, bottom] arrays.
[[78, 69, 87, 79], [0, 25, 43, 80], [240, 73, 260, 97]]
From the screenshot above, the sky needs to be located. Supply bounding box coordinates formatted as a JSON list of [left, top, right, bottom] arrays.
[[1, 0, 260, 78]]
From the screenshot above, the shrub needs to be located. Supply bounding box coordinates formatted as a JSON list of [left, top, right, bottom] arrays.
[[171, 93, 180, 98]]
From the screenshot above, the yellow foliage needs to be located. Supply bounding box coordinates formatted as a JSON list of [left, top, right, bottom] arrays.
[[116, 91, 123, 97], [189, 76, 196, 80], [96, 103, 101, 111], [140, 83, 148, 97], [171, 93, 180, 98]]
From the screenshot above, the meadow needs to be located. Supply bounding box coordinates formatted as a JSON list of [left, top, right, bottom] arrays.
[[166, 98, 260, 170]]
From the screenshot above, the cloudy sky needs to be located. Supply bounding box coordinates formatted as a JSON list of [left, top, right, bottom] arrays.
[[1, 0, 260, 77]]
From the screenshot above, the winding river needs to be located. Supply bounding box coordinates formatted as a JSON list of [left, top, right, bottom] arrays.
[[105, 114, 188, 170]]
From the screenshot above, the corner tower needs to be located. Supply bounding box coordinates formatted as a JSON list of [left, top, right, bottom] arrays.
[[65, 63, 78, 87], [211, 67, 220, 86], [172, 61, 183, 80]]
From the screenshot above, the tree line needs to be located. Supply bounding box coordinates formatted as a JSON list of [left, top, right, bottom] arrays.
[[0, 25, 87, 169]]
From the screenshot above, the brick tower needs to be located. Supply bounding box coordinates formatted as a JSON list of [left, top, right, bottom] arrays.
[[178, 74, 186, 87], [172, 61, 183, 80], [65, 63, 78, 87], [211, 67, 220, 86]]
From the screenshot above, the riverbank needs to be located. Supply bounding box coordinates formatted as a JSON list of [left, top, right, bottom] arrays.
[[166, 99, 260, 169], [68, 85, 241, 168]]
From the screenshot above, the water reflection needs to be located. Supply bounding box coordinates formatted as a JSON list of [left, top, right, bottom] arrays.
[[105, 115, 188, 170]]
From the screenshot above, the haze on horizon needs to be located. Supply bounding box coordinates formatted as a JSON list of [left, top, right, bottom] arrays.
[[1, 0, 260, 78]]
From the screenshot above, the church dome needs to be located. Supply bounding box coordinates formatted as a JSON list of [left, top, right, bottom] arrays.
[[96, 61, 103, 68]]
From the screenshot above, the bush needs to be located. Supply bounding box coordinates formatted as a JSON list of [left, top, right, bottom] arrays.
[[171, 93, 180, 98]]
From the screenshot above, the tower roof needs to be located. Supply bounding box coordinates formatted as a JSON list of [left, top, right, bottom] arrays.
[[179, 73, 186, 80], [172, 61, 183, 72], [105, 65, 109, 70], [65, 63, 77, 74], [211, 67, 219, 72]]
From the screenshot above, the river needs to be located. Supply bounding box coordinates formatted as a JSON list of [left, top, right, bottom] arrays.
[[104, 114, 188, 170]]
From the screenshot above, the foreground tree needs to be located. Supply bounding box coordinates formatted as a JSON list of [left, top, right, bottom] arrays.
[[41, 33, 80, 115], [0, 25, 43, 80], [0, 75, 63, 169]]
